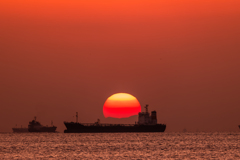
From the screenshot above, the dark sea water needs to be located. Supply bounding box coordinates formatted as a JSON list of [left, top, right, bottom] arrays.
[[0, 132, 239, 159]]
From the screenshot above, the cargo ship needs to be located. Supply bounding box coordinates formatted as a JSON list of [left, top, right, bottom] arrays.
[[28, 117, 57, 132], [64, 105, 166, 133], [12, 126, 28, 133]]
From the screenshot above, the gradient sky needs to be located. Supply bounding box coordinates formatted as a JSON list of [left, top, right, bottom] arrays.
[[1, 0, 240, 132]]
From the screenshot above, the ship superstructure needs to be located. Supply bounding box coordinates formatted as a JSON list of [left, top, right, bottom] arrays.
[[138, 105, 157, 125], [64, 104, 166, 133], [28, 117, 57, 132]]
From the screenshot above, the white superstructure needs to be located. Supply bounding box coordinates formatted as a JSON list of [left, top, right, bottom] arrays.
[[138, 105, 157, 125]]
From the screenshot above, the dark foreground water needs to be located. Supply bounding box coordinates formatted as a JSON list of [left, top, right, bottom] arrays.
[[0, 132, 239, 159]]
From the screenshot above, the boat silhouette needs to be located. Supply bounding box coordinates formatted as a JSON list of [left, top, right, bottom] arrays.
[[64, 105, 166, 133]]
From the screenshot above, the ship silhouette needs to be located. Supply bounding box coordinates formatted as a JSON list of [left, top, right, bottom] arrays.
[[28, 117, 57, 132], [12, 117, 57, 132], [64, 104, 166, 133]]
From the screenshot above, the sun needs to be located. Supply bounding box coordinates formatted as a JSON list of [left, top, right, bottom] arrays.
[[103, 93, 141, 118]]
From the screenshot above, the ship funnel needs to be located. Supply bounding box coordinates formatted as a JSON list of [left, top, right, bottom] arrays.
[[151, 111, 157, 124], [151, 111, 157, 120]]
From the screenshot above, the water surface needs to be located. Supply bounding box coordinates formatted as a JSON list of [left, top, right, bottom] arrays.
[[0, 132, 239, 159]]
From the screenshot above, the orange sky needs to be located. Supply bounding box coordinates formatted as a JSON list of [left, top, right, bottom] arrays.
[[0, 0, 240, 132]]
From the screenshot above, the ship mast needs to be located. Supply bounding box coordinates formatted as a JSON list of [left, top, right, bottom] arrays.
[[76, 112, 78, 123], [145, 104, 149, 113]]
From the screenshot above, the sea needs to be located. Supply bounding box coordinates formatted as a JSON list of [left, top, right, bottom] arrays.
[[0, 132, 239, 159]]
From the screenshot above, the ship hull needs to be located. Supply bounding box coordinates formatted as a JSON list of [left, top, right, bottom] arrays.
[[64, 122, 166, 133], [28, 126, 57, 132], [12, 128, 28, 133]]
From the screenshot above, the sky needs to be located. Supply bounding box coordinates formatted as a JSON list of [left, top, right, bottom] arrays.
[[0, 0, 240, 132]]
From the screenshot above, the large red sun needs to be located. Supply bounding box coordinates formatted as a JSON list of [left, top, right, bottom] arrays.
[[103, 93, 141, 118]]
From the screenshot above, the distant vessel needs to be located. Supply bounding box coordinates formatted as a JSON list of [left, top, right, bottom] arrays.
[[12, 126, 28, 133], [64, 105, 166, 133], [239, 125, 240, 129], [28, 117, 57, 132]]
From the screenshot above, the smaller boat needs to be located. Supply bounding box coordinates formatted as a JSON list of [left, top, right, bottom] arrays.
[[28, 117, 57, 132], [12, 125, 28, 133]]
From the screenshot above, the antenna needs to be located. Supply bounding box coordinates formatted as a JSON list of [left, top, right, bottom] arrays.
[[34, 116, 36, 121], [76, 112, 78, 123], [145, 104, 149, 113]]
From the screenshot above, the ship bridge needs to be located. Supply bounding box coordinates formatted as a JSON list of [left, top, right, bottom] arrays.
[[138, 105, 157, 125]]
